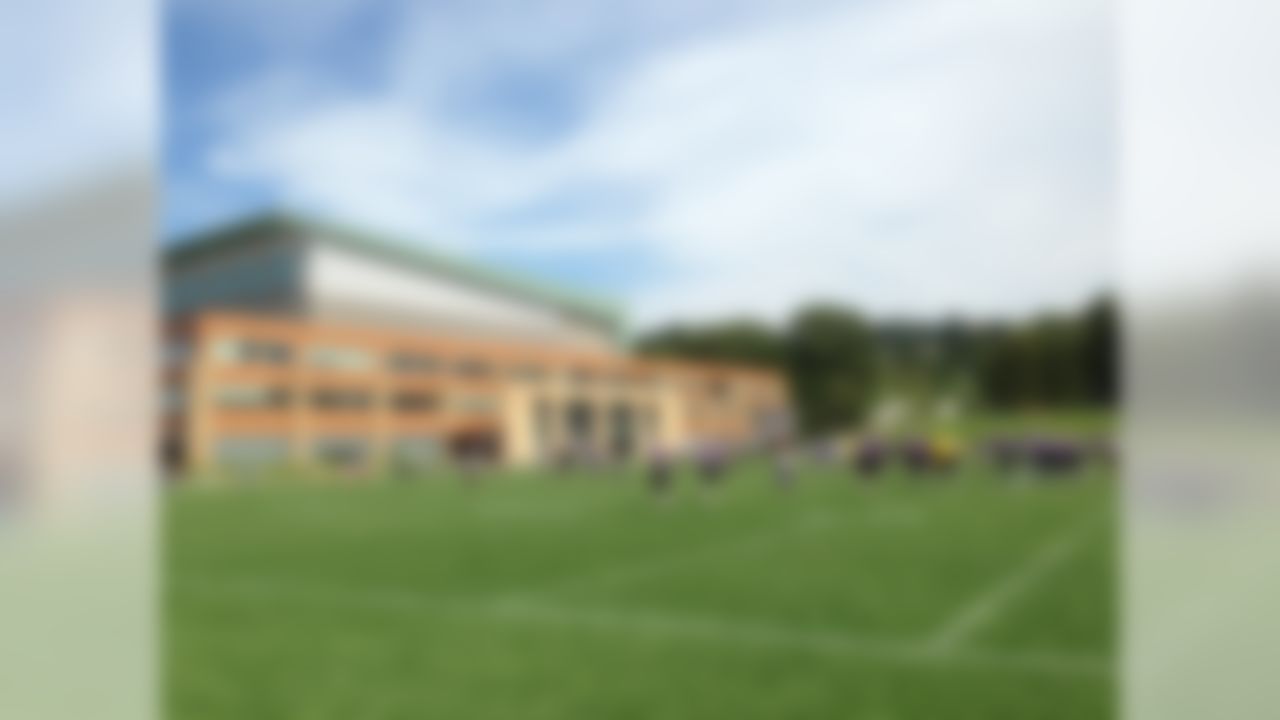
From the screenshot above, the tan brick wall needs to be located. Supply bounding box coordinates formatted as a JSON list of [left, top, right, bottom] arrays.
[[168, 310, 790, 474]]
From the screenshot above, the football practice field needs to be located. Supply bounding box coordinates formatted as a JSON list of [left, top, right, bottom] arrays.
[[168, 444, 1114, 719]]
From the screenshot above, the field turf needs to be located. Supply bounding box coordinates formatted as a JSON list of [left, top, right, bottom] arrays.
[[168, 452, 1114, 719]]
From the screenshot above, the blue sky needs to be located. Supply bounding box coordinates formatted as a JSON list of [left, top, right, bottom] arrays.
[[166, 0, 1111, 328]]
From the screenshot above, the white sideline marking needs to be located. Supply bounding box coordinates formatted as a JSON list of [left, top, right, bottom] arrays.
[[175, 575, 1110, 679], [925, 516, 1101, 654], [481, 596, 1109, 678]]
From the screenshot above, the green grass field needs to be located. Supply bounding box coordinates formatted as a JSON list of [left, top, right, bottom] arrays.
[[168, 442, 1115, 719]]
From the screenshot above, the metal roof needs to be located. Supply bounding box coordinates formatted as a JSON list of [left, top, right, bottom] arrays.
[[165, 213, 625, 335]]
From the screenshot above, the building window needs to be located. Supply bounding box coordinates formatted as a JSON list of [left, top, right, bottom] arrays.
[[308, 346, 373, 371], [456, 358, 493, 379], [311, 388, 373, 411], [392, 391, 439, 413], [214, 436, 290, 469], [454, 394, 497, 415], [215, 384, 291, 410], [391, 436, 443, 470], [389, 352, 439, 374], [707, 378, 733, 402], [512, 364, 546, 382], [164, 339, 190, 368], [609, 402, 636, 459], [312, 436, 371, 470], [213, 337, 292, 365], [611, 372, 640, 389], [162, 386, 186, 413], [566, 400, 595, 443]]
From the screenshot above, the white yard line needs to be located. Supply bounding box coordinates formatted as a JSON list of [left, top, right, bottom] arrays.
[[175, 573, 1110, 679], [924, 515, 1103, 655], [480, 595, 1109, 678]]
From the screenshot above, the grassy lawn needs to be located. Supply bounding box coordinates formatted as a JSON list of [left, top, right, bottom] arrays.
[[168, 436, 1115, 719]]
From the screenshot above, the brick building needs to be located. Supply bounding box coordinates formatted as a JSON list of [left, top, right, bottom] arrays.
[[162, 215, 789, 473]]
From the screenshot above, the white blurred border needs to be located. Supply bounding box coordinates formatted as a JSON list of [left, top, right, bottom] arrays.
[[1124, 0, 1280, 718], [0, 1, 156, 719]]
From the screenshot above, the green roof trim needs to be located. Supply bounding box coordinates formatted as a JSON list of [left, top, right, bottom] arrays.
[[165, 213, 626, 336]]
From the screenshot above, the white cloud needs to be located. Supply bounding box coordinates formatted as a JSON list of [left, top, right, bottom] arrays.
[[202, 0, 1112, 327], [564, 0, 1112, 325]]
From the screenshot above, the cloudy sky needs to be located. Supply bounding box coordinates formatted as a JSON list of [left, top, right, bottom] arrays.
[[166, 0, 1112, 328]]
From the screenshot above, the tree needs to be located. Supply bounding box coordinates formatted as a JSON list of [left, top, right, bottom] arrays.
[[785, 303, 877, 433], [1080, 296, 1118, 405], [636, 319, 783, 368], [976, 325, 1023, 410], [973, 296, 1118, 410], [637, 296, 1117, 433]]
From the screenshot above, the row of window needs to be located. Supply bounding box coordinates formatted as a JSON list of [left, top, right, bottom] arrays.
[[215, 385, 495, 414], [209, 337, 658, 386], [214, 435, 446, 469]]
